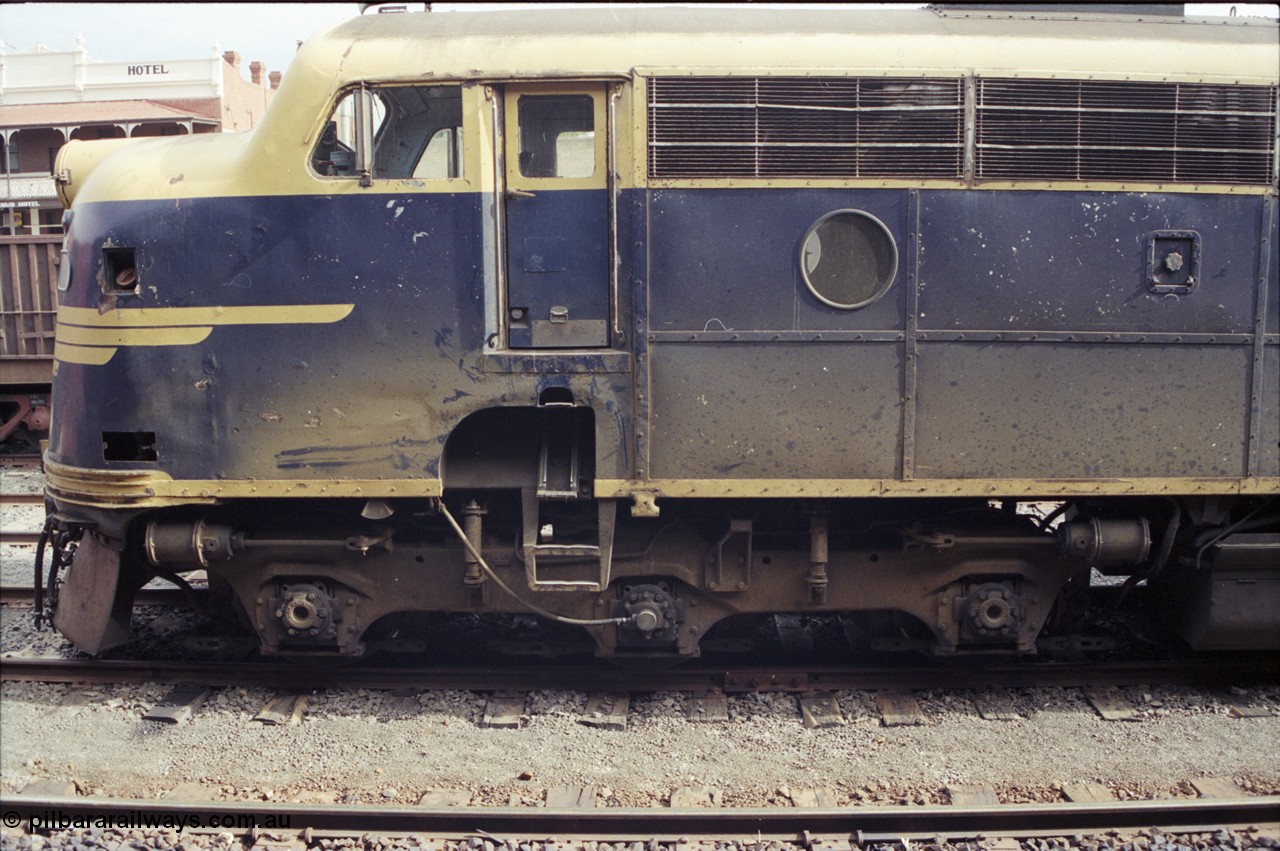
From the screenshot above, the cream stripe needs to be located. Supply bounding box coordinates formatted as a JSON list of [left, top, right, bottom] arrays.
[[595, 477, 1280, 499], [56, 325, 213, 347], [53, 343, 116, 366], [57, 304, 355, 329], [44, 456, 444, 507]]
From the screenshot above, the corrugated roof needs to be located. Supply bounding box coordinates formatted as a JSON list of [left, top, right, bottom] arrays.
[[0, 100, 220, 130]]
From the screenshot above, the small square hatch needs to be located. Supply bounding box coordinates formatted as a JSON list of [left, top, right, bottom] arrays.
[[1146, 230, 1200, 294]]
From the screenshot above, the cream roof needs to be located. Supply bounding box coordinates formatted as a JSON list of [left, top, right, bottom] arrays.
[[246, 6, 1277, 164], [291, 6, 1278, 83], [54, 6, 1279, 207]]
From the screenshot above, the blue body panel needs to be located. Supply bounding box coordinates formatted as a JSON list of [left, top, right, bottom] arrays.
[[51, 185, 1278, 488], [642, 188, 1277, 481], [917, 191, 1265, 336], [647, 188, 909, 334], [506, 189, 611, 347], [55, 192, 487, 480]]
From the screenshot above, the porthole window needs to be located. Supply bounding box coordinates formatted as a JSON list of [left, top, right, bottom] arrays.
[[799, 210, 898, 309]]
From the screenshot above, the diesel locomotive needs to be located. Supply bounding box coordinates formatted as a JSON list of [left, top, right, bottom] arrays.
[[39, 6, 1279, 663]]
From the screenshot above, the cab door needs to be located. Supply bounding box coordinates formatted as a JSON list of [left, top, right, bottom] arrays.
[[503, 84, 610, 348]]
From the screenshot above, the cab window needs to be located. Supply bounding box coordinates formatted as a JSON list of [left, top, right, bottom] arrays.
[[312, 84, 464, 180]]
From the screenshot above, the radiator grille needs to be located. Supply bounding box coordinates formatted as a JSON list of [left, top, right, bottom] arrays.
[[975, 79, 1278, 185], [647, 76, 1278, 186], [648, 77, 964, 179]]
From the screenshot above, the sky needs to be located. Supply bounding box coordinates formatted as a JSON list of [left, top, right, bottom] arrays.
[[1, 2, 1277, 84], [1, 3, 357, 79]]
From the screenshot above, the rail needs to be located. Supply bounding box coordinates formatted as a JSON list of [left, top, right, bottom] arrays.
[[2, 793, 1276, 841], [2, 655, 1276, 693], [0, 492, 44, 505]]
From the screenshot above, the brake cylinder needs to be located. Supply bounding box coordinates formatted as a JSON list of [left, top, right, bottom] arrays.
[[145, 520, 243, 568], [1059, 517, 1151, 564]]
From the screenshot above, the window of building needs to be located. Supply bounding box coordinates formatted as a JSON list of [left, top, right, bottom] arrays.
[[38, 207, 65, 235]]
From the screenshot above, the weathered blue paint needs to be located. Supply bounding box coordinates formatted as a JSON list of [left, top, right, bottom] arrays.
[[505, 188, 610, 347], [646, 188, 910, 334], [54, 191, 483, 481], [50, 185, 1278, 491], [642, 187, 1277, 481]]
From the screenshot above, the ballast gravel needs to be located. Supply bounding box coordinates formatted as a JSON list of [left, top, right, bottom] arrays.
[[2, 669, 1278, 808]]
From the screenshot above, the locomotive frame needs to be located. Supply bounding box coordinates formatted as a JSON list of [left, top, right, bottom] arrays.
[[39, 6, 1280, 662]]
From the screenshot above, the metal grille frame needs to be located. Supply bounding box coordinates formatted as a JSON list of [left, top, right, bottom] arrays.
[[647, 76, 965, 180], [975, 78, 1278, 185], [647, 75, 1279, 187]]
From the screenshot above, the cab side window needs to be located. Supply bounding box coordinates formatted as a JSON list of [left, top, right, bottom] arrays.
[[311, 84, 464, 180]]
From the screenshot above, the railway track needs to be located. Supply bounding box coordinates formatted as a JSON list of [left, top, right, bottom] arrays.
[[1, 792, 1276, 843], [1, 584, 200, 607], [0, 453, 42, 468], [0, 530, 42, 546], [2, 654, 1276, 693], [0, 492, 44, 505], [0, 491, 45, 546]]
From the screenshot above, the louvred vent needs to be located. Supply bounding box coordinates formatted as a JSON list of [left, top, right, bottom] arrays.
[[647, 76, 1278, 186], [976, 79, 1278, 185], [648, 77, 964, 179]]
